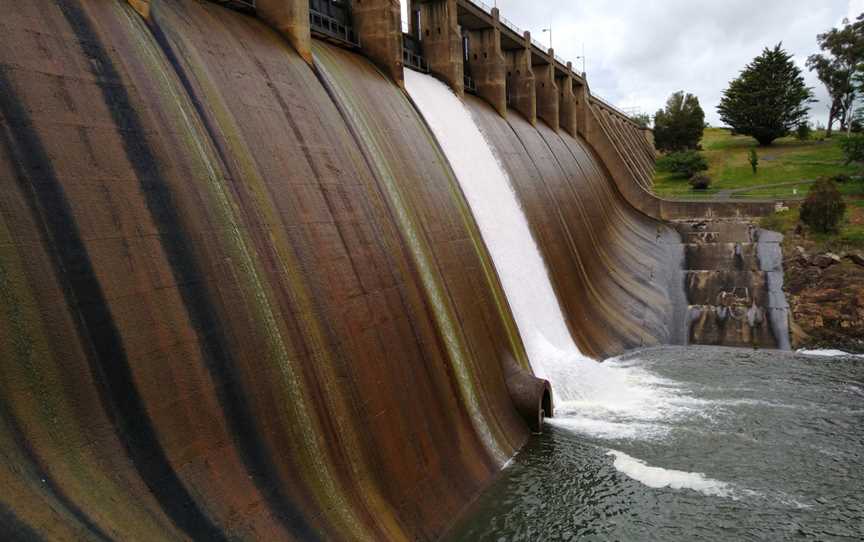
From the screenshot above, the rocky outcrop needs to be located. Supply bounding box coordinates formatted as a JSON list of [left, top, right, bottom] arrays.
[[786, 248, 864, 352]]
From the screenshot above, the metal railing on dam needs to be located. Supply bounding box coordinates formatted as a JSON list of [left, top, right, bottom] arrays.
[[309, 0, 359, 46]]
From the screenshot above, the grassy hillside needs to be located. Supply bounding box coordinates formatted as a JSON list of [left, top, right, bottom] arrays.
[[652, 127, 864, 249], [652, 127, 859, 199]]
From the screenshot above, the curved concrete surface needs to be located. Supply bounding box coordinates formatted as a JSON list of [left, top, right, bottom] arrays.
[[466, 96, 688, 359], [0, 1, 541, 539], [0, 0, 774, 540]]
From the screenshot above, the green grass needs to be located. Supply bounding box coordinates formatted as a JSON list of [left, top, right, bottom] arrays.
[[653, 128, 860, 199], [759, 183, 864, 250]]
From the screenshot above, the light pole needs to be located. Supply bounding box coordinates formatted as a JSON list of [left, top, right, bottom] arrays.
[[542, 26, 552, 50], [576, 43, 586, 75]]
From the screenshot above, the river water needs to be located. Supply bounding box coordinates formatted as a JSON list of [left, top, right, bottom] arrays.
[[447, 346, 864, 541]]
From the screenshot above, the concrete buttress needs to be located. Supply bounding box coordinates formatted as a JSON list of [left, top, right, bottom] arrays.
[[505, 31, 536, 124], [534, 50, 559, 131], [351, 0, 404, 86], [558, 62, 577, 136], [412, 0, 464, 95], [256, 0, 313, 63], [464, 7, 507, 116]]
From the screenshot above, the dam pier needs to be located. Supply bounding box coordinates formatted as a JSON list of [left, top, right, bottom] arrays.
[[0, 0, 795, 540]]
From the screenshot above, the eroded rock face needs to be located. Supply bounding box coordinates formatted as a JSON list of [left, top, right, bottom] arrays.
[[786, 254, 864, 352]]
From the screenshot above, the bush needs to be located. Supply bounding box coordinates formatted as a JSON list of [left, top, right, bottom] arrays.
[[796, 123, 812, 141], [656, 150, 709, 178], [749, 149, 759, 174], [840, 134, 864, 165], [689, 174, 712, 190], [760, 208, 799, 233], [800, 178, 846, 233]]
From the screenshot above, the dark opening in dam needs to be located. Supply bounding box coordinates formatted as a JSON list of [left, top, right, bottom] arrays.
[[0, 0, 860, 540]]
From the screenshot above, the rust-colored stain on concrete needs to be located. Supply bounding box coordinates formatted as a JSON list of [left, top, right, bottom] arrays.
[[0, 1, 533, 539]]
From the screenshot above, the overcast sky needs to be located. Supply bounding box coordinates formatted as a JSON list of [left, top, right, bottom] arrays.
[[404, 0, 864, 126]]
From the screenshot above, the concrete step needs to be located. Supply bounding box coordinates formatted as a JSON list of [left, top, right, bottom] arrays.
[[675, 220, 756, 244], [684, 242, 759, 271]]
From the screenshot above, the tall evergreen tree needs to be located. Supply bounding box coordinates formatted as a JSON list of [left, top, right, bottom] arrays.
[[718, 44, 814, 146], [653, 91, 705, 152]]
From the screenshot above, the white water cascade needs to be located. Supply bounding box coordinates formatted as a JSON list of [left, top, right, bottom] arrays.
[[405, 70, 593, 401], [405, 70, 739, 496]]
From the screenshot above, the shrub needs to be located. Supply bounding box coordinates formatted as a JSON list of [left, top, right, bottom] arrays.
[[800, 178, 846, 233], [840, 134, 864, 165], [796, 123, 812, 141], [748, 149, 759, 174], [656, 150, 709, 178], [689, 174, 712, 190], [760, 208, 799, 233]]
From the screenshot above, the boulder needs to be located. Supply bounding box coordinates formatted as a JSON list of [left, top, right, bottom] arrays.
[[847, 252, 864, 267], [812, 253, 842, 269], [821, 308, 841, 322], [795, 303, 824, 316], [804, 267, 823, 283], [808, 289, 843, 303]]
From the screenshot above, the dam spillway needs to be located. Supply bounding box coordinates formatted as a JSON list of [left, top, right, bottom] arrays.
[[0, 0, 789, 540]]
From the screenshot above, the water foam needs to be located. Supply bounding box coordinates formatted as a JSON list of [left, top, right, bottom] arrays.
[[797, 349, 863, 358], [607, 450, 731, 497]]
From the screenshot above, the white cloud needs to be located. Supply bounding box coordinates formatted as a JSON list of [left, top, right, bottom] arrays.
[[849, 0, 864, 21]]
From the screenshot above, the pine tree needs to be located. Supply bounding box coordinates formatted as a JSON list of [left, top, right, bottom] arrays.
[[718, 44, 814, 146]]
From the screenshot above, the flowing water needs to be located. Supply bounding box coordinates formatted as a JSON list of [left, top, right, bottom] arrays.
[[446, 347, 864, 541], [406, 71, 863, 541], [405, 69, 597, 396]]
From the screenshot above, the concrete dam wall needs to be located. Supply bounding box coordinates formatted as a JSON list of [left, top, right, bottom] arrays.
[[0, 0, 786, 540]]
